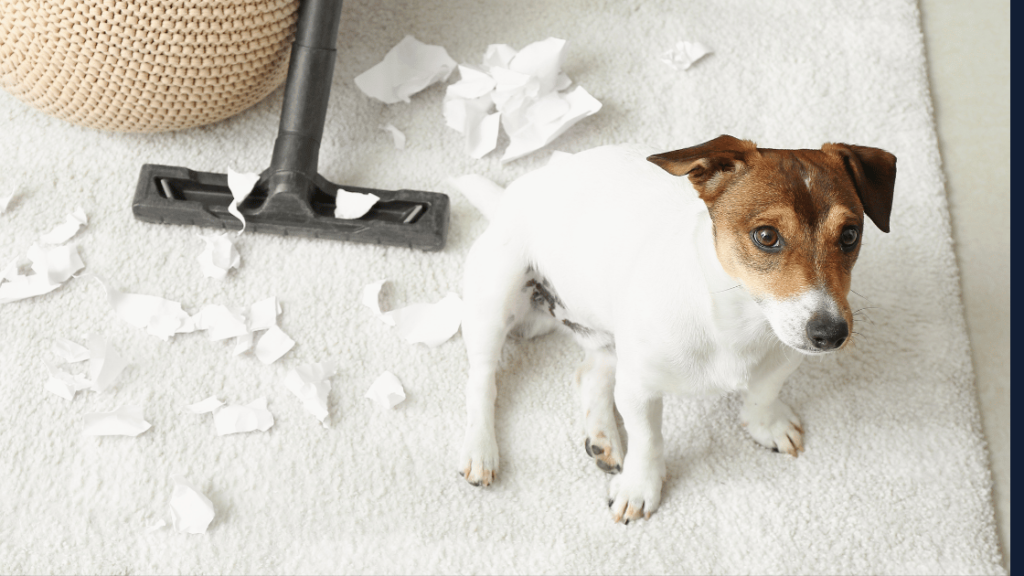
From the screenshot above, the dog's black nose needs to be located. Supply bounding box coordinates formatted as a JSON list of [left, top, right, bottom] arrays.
[[806, 316, 849, 350]]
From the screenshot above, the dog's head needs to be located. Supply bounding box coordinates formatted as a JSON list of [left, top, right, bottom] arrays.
[[648, 135, 896, 354]]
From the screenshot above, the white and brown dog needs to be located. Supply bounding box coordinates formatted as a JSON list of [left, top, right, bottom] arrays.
[[457, 135, 896, 523]]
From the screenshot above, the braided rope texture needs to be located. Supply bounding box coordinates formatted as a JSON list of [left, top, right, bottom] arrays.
[[0, 0, 299, 132]]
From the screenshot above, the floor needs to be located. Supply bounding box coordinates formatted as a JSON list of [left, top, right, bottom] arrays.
[[918, 0, 1010, 572]]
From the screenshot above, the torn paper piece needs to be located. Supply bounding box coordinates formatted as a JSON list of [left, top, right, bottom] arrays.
[[169, 476, 215, 534], [508, 37, 568, 95], [442, 96, 500, 159], [659, 41, 712, 71], [355, 35, 457, 104], [227, 168, 260, 233], [254, 325, 295, 364], [483, 44, 518, 69], [98, 278, 196, 340], [192, 304, 248, 341], [281, 359, 338, 427], [187, 396, 224, 414], [365, 371, 406, 409], [380, 124, 407, 150], [40, 207, 87, 245], [0, 190, 15, 214], [361, 279, 395, 326], [83, 405, 152, 436], [0, 244, 84, 304], [196, 233, 240, 280], [447, 65, 498, 100], [248, 297, 280, 332], [214, 397, 274, 435], [447, 175, 503, 220], [233, 332, 254, 356], [44, 364, 91, 401], [501, 86, 602, 163], [86, 334, 128, 393], [146, 518, 168, 533], [334, 188, 380, 220], [53, 337, 90, 363], [383, 292, 463, 348]]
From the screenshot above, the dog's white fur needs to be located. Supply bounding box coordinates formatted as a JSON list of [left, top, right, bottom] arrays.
[[458, 144, 816, 521]]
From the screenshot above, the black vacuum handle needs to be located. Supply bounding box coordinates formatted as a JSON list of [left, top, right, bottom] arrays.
[[268, 0, 344, 181]]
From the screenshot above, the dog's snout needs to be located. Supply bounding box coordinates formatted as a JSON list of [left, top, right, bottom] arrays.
[[806, 315, 849, 350]]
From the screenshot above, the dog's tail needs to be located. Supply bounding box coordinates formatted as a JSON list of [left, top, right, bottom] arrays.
[[447, 174, 504, 221]]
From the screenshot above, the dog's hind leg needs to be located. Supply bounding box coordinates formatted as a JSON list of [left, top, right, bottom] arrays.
[[576, 347, 624, 474], [458, 228, 531, 487]]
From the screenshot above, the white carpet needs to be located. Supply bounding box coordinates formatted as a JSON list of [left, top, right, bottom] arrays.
[[0, 0, 1005, 573]]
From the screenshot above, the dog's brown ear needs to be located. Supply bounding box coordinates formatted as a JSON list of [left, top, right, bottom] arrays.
[[822, 143, 897, 233], [647, 135, 758, 203]]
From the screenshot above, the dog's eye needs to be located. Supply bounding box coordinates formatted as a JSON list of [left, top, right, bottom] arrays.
[[751, 226, 782, 251], [840, 226, 860, 250]]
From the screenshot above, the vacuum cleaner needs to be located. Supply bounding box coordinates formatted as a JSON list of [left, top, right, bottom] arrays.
[[131, 0, 449, 252]]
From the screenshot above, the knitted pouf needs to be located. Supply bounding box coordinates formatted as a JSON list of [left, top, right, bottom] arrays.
[[0, 0, 299, 132]]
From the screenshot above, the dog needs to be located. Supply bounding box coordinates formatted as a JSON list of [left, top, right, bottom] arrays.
[[457, 135, 896, 524]]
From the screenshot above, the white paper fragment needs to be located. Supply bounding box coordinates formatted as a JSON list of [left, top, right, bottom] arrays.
[[196, 233, 240, 279], [383, 292, 463, 348], [0, 244, 84, 304], [98, 278, 195, 340], [365, 371, 406, 409], [45, 364, 90, 401], [146, 518, 168, 533], [187, 395, 224, 414], [355, 35, 457, 104], [192, 304, 249, 341], [53, 337, 90, 363], [500, 86, 602, 163], [83, 405, 152, 436], [334, 188, 380, 220], [659, 40, 712, 71], [40, 208, 87, 245], [253, 325, 295, 365], [361, 279, 395, 326], [233, 332, 254, 356], [380, 123, 407, 150], [281, 359, 338, 427], [86, 334, 128, 393], [248, 297, 280, 332], [226, 168, 260, 233], [0, 190, 15, 214], [213, 397, 275, 435], [443, 38, 601, 162], [168, 476, 215, 534], [447, 175, 504, 220]]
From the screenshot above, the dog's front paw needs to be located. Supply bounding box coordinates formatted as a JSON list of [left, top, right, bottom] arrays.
[[740, 399, 804, 456], [607, 462, 665, 524], [459, 427, 499, 486]]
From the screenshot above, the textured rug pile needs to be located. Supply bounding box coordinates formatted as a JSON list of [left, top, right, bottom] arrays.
[[0, 0, 1004, 573]]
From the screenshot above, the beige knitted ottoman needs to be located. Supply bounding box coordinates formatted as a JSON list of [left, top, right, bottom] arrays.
[[0, 0, 300, 132]]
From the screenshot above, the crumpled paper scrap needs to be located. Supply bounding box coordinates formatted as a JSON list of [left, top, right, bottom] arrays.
[[46, 335, 125, 401], [0, 189, 15, 214], [253, 325, 295, 364], [335, 188, 380, 220], [44, 363, 91, 401], [361, 281, 463, 347], [380, 123, 407, 149], [447, 174, 504, 220], [213, 397, 275, 435], [192, 304, 249, 342], [168, 476, 216, 534], [196, 233, 240, 279], [85, 334, 128, 393], [187, 395, 224, 414], [365, 371, 406, 409], [443, 38, 601, 162], [355, 35, 457, 104], [53, 337, 90, 363], [226, 168, 260, 233], [281, 359, 338, 427], [96, 277, 195, 340], [658, 40, 712, 70], [40, 207, 87, 245], [0, 243, 85, 304], [83, 405, 152, 436], [231, 296, 281, 355]]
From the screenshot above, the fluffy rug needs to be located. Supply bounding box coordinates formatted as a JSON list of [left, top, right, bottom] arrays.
[[0, 0, 1004, 573]]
